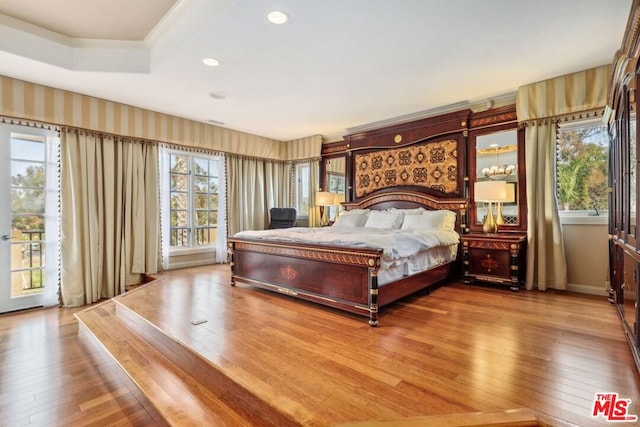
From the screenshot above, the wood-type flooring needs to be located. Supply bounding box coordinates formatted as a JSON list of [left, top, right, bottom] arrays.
[[1, 264, 639, 426]]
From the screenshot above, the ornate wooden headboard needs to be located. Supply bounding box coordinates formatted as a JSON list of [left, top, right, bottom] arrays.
[[338, 109, 470, 202]]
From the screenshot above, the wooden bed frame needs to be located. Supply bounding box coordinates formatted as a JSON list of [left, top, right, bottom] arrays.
[[228, 190, 467, 326]]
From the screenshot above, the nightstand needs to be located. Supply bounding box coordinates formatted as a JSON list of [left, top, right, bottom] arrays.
[[461, 233, 527, 291]]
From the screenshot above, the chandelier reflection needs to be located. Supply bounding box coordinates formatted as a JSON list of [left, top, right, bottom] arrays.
[[481, 144, 516, 180]]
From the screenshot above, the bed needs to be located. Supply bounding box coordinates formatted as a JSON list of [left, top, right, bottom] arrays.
[[228, 190, 467, 326]]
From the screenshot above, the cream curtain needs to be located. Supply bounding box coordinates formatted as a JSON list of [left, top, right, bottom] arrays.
[[524, 124, 568, 290], [265, 161, 293, 212], [516, 65, 609, 291], [307, 159, 322, 227], [227, 156, 293, 235], [60, 130, 159, 306]]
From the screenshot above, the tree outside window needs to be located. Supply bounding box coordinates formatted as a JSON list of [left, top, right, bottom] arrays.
[[169, 152, 219, 247], [556, 121, 608, 212]]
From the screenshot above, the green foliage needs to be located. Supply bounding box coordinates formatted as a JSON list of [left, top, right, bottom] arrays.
[[556, 125, 608, 211], [11, 164, 46, 233], [168, 153, 219, 246]]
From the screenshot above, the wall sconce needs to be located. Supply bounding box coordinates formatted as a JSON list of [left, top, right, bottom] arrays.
[[315, 191, 335, 226], [474, 180, 507, 233]]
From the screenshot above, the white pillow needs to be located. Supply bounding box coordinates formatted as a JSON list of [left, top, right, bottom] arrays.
[[401, 214, 425, 231], [333, 212, 369, 228], [364, 211, 404, 230], [389, 207, 426, 215], [422, 210, 457, 231]]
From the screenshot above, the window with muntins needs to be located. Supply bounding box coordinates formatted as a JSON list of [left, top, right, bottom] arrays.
[[168, 152, 220, 248]]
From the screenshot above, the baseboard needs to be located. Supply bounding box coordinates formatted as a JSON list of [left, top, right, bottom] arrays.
[[167, 259, 217, 270], [566, 282, 608, 297]]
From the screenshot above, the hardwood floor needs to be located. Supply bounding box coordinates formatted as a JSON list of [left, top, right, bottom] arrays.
[[1, 263, 639, 426], [0, 303, 159, 426]]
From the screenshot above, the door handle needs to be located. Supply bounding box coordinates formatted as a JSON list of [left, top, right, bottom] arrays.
[[1, 235, 12, 241]]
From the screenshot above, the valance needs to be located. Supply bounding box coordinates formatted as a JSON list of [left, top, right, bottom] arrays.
[[0, 75, 321, 161], [516, 64, 611, 123]]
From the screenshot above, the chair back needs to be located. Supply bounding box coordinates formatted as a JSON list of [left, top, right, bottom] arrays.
[[269, 208, 297, 229]]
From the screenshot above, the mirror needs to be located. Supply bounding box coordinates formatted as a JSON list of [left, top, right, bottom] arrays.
[[475, 129, 519, 227], [324, 156, 346, 222]]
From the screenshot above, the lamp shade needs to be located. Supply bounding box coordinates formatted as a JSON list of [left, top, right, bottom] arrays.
[[474, 180, 507, 202], [334, 193, 345, 205], [505, 183, 515, 203], [315, 191, 335, 206]]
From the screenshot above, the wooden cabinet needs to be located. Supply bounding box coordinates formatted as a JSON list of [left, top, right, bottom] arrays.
[[611, 244, 640, 372], [609, 0, 640, 374], [461, 234, 526, 291]]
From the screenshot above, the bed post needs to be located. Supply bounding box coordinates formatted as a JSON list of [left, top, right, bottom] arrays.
[[227, 242, 236, 286], [369, 267, 379, 327]]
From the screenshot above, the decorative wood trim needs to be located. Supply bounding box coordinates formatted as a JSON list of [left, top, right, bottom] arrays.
[[321, 141, 350, 155], [469, 105, 518, 129], [228, 239, 382, 269], [343, 190, 466, 212]]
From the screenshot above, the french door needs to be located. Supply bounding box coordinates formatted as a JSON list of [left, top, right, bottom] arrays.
[[0, 124, 59, 313]]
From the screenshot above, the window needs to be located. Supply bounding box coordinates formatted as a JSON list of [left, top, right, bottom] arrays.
[[556, 119, 609, 214], [295, 163, 310, 217], [168, 152, 220, 248]]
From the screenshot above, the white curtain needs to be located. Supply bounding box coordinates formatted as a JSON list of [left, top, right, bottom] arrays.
[[159, 148, 171, 270], [60, 130, 159, 306], [215, 157, 227, 263]]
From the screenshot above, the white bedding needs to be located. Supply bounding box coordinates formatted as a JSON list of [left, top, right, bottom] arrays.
[[377, 245, 457, 285], [233, 226, 459, 271]]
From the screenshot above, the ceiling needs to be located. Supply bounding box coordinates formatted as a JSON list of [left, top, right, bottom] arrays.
[[0, 0, 632, 141]]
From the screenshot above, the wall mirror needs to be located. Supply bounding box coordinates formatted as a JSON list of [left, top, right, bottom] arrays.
[[472, 128, 522, 231], [324, 156, 346, 221]]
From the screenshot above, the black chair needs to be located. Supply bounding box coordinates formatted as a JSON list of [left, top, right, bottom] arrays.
[[268, 208, 297, 229]]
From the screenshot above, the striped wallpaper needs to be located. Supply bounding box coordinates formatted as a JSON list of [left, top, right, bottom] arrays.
[[0, 75, 322, 161]]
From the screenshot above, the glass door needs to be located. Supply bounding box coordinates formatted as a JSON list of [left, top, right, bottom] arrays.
[[0, 124, 59, 313]]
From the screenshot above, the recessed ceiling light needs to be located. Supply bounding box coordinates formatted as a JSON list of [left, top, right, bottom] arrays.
[[209, 91, 227, 100], [267, 10, 289, 24], [202, 57, 220, 67]]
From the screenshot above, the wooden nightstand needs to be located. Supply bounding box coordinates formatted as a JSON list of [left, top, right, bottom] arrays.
[[461, 233, 527, 291]]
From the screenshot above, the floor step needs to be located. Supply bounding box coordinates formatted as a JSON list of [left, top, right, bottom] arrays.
[[75, 299, 295, 427]]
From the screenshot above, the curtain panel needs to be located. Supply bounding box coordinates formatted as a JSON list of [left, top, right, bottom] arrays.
[[308, 158, 322, 228], [60, 129, 159, 306], [516, 64, 610, 291], [226, 155, 293, 236]]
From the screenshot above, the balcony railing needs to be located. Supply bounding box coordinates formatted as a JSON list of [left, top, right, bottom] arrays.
[[12, 229, 45, 292], [170, 227, 217, 247]]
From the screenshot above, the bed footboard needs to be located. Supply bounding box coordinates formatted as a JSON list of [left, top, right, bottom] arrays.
[[228, 238, 383, 325]]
